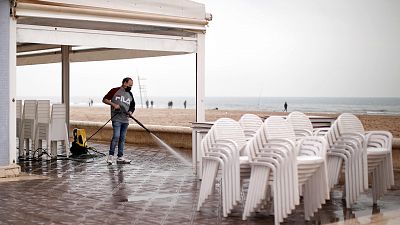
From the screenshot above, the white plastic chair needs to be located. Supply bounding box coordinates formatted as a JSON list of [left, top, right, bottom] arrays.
[[19, 100, 37, 158], [287, 111, 329, 137], [239, 114, 263, 140], [337, 113, 394, 205], [34, 100, 50, 157], [287, 111, 314, 137], [48, 104, 70, 158]]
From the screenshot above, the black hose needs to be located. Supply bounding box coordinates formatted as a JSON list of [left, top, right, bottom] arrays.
[[84, 111, 120, 146]]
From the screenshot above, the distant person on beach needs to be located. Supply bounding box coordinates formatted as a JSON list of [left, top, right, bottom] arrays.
[[103, 77, 135, 165], [168, 101, 173, 109], [183, 100, 187, 109], [90, 99, 93, 106], [284, 101, 288, 112], [146, 100, 149, 108], [150, 100, 154, 108]]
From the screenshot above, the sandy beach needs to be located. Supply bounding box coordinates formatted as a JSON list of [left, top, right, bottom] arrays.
[[71, 107, 400, 138]]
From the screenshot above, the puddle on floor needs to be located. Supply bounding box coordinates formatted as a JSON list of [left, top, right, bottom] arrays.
[[128, 193, 190, 202], [0, 172, 49, 183]]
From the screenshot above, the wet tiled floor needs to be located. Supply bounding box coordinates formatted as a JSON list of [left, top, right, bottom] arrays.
[[1, 143, 400, 225]]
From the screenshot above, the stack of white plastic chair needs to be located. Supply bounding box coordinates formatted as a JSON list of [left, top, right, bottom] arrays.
[[34, 100, 50, 157], [265, 117, 329, 221], [326, 118, 367, 208], [48, 104, 69, 158], [296, 136, 330, 218], [287, 111, 329, 137], [16, 100, 23, 151], [336, 113, 394, 205], [196, 118, 247, 217], [242, 122, 298, 225], [326, 116, 370, 208], [238, 113, 264, 178], [243, 116, 329, 224], [19, 100, 37, 158], [326, 121, 349, 191], [239, 114, 263, 140]]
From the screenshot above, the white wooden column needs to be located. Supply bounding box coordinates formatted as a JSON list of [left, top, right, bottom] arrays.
[[196, 33, 205, 122], [0, 0, 17, 166], [193, 33, 205, 176], [61, 45, 70, 135]]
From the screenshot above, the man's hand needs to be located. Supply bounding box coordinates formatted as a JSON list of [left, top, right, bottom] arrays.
[[113, 104, 120, 110], [103, 98, 121, 110], [127, 111, 133, 116]]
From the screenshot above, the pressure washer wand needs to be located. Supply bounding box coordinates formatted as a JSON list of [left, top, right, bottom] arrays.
[[117, 106, 151, 133], [128, 114, 151, 133]]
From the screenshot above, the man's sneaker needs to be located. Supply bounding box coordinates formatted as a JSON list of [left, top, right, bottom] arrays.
[[117, 156, 131, 164], [107, 155, 114, 165]]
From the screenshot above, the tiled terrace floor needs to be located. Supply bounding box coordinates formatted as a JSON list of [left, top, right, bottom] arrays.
[[1, 143, 400, 225]]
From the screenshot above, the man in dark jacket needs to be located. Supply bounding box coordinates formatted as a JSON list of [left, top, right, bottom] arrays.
[[103, 77, 135, 165]]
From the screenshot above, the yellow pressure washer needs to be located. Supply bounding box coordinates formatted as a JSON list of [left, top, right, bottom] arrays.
[[70, 128, 89, 155], [74, 128, 87, 148], [69, 111, 120, 156]]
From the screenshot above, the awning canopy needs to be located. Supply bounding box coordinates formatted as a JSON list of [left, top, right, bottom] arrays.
[[1, 0, 209, 167], [14, 0, 211, 65]]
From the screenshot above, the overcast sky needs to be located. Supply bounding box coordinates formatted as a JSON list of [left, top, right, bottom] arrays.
[[17, 0, 400, 98]]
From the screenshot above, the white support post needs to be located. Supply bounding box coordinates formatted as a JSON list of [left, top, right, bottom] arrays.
[[8, 11, 17, 165], [193, 32, 206, 176], [196, 33, 205, 122], [0, 0, 19, 174], [61, 45, 70, 137]]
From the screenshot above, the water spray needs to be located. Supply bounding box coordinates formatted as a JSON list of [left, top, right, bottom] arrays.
[[128, 114, 191, 166]]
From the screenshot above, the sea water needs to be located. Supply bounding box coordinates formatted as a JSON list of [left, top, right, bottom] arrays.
[[19, 96, 400, 115]]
